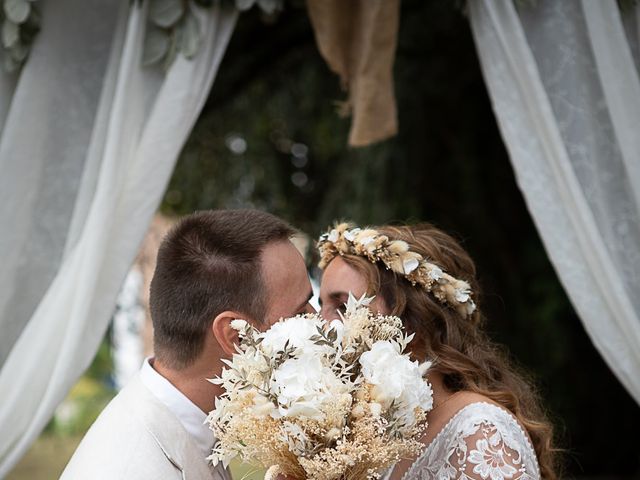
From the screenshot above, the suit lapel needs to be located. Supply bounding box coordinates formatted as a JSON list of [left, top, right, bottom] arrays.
[[127, 375, 219, 479]]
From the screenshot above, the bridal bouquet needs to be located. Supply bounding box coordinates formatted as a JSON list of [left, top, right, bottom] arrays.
[[206, 295, 433, 480]]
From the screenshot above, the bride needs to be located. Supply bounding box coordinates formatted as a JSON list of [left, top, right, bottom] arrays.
[[316, 222, 559, 480]]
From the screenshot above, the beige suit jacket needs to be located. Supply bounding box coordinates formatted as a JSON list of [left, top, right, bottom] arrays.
[[60, 373, 228, 480]]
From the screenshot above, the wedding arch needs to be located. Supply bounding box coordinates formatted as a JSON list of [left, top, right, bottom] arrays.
[[0, 0, 639, 475]]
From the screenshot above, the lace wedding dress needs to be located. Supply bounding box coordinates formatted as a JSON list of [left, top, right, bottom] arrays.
[[383, 402, 541, 480]]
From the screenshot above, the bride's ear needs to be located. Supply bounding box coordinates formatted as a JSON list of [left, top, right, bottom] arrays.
[[212, 311, 243, 356]]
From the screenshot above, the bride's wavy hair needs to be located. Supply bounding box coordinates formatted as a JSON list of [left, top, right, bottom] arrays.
[[336, 223, 560, 479]]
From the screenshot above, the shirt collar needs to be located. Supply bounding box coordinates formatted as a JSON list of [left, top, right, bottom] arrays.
[[139, 357, 214, 459]]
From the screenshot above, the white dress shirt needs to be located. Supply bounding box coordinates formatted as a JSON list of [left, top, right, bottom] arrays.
[[140, 357, 214, 460]]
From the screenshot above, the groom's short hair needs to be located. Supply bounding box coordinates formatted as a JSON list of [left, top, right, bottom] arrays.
[[149, 209, 296, 369]]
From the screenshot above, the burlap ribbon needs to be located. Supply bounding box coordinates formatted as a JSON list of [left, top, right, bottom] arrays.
[[307, 0, 401, 147]]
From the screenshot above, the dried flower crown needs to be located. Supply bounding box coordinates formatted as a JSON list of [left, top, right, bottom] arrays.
[[318, 223, 476, 317]]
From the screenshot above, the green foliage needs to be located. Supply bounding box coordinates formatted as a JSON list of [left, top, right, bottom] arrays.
[[142, 0, 208, 68], [142, 0, 285, 69]]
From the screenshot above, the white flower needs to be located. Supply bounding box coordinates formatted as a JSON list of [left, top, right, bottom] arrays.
[[466, 300, 477, 315], [369, 402, 382, 417], [270, 353, 349, 420], [251, 393, 278, 417], [207, 440, 237, 469], [402, 256, 420, 274], [229, 348, 270, 388], [206, 396, 231, 428], [329, 319, 345, 342], [345, 292, 373, 314], [455, 289, 470, 303], [261, 315, 328, 355], [359, 341, 433, 426], [230, 319, 248, 331], [428, 266, 443, 281], [338, 294, 377, 347], [343, 228, 361, 241], [419, 360, 433, 377], [328, 229, 339, 243], [279, 421, 310, 456], [358, 235, 375, 246]]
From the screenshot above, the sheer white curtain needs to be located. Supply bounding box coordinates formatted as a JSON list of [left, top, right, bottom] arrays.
[[0, 0, 237, 474], [469, 0, 640, 404]]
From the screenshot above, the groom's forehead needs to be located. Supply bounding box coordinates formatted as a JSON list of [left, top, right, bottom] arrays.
[[258, 239, 313, 320], [260, 240, 305, 276], [260, 241, 310, 294]]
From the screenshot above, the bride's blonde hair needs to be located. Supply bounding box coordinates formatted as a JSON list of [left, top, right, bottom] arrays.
[[327, 223, 560, 479]]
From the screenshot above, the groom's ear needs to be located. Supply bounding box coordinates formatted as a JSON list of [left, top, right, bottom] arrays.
[[211, 311, 243, 357]]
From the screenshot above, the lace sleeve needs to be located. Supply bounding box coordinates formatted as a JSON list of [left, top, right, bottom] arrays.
[[440, 421, 534, 480], [400, 403, 540, 480]]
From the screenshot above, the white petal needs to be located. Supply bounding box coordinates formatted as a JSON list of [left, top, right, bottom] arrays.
[[466, 301, 477, 315], [403, 257, 420, 274], [343, 228, 360, 241], [230, 319, 247, 331], [455, 289, 470, 303], [358, 236, 375, 246], [428, 266, 443, 281]]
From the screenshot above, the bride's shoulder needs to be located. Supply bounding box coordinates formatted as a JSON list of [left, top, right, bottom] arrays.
[[438, 392, 533, 449], [447, 392, 517, 424], [431, 392, 510, 431], [405, 392, 541, 480]]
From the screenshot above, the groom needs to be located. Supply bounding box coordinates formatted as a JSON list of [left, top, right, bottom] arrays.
[[61, 209, 314, 479]]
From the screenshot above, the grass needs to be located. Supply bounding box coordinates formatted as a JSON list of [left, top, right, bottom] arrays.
[[7, 433, 265, 480], [7, 435, 82, 480]]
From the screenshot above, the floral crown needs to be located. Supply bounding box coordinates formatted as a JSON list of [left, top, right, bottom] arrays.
[[318, 223, 476, 317]]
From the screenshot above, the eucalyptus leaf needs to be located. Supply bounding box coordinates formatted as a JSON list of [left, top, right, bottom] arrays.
[[149, 0, 184, 28], [163, 28, 180, 70], [2, 19, 19, 48], [142, 25, 169, 66], [235, 0, 256, 11], [256, 0, 282, 15], [3, 53, 19, 72], [181, 11, 201, 60], [10, 41, 28, 61], [4, 0, 30, 23]]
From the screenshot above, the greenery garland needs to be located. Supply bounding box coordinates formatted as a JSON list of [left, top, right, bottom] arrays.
[[142, 0, 284, 69], [0, 0, 283, 73], [1, 0, 40, 73], [2, 0, 637, 73]]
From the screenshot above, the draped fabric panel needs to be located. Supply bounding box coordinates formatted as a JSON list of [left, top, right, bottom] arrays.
[[469, 0, 640, 404], [0, 1, 238, 474]]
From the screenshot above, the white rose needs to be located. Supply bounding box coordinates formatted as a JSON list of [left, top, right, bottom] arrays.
[[270, 353, 349, 420], [359, 341, 433, 420], [261, 316, 328, 355]]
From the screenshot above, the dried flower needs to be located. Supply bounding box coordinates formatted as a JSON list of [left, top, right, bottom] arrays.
[[318, 223, 476, 316], [207, 294, 433, 480]]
